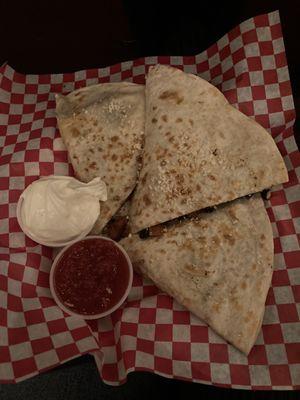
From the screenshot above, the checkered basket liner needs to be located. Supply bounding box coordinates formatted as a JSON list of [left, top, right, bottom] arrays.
[[0, 10, 299, 389]]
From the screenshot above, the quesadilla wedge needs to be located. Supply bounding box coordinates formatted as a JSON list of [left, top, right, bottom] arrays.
[[56, 82, 145, 233], [121, 195, 273, 354], [130, 64, 288, 233]]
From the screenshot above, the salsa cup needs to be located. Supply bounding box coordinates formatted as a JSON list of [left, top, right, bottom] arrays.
[[49, 236, 133, 319]]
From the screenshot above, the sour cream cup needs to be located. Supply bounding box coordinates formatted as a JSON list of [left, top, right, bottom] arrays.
[[49, 236, 133, 319], [16, 176, 106, 247]]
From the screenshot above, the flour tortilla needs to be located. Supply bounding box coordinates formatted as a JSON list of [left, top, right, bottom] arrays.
[[130, 64, 288, 233], [56, 83, 145, 233], [121, 195, 273, 354]]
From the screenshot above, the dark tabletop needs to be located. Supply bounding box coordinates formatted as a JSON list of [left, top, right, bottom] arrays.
[[1, 0, 299, 399]]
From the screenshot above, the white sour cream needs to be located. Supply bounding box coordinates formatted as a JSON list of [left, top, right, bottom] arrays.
[[19, 176, 107, 243]]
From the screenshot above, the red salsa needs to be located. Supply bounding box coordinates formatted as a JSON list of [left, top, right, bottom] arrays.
[[54, 238, 130, 315]]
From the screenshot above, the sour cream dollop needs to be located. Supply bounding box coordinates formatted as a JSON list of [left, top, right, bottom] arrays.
[[19, 176, 107, 244]]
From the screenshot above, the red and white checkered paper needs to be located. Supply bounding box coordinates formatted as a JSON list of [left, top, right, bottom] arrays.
[[0, 10, 299, 390]]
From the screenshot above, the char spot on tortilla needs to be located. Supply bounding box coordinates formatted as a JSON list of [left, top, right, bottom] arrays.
[[159, 90, 184, 104], [176, 118, 183, 123], [111, 136, 118, 142], [189, 119, 194, 126], [93, 121, 97, 127], [113, 195, 120, 201], [136, 153, 143, 164], [158, 125, 162, 130], [223, 233, 235, 246], [220, 131, 225, 139], [208, 174, 216, 181], [152, 106, 157, 110], [244, 310, 254, 323], [141, 173, 148, 185], [165, 131, 171, 136], [241, 282, 247, 289], [152, 118, 158, 123], [212, 303, 220, 313], [84, 167, 88, 172], [112, 154, 118, 161], [260, 234, 266, 240], [196, 184, 201, 191], [89, 162, 97, 170], [143, 194, 151, 206], [73, 154, 78, 159], [89, 148, 94, 154], [212, 236, 220, 246], [71, 127, 81, 137], [175, 174, 184, 184], [162, 115, 168, 122]]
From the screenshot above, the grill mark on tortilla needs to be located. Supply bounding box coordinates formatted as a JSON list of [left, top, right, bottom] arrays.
[[159, 90, 184, 104]]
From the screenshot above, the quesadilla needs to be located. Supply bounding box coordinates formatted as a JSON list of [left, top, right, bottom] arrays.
[[56, 82, 145, 233], [121, 195, 273, 354], [130, 64, 288, 233]]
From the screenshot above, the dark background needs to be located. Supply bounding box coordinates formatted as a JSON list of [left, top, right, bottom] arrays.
[[1, 0, 299, 398]]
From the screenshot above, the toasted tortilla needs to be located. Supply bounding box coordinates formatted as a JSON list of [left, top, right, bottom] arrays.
[[121, 195, 273, 354], [130, 64, 288, 233], [56, 83, 145, 233]]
